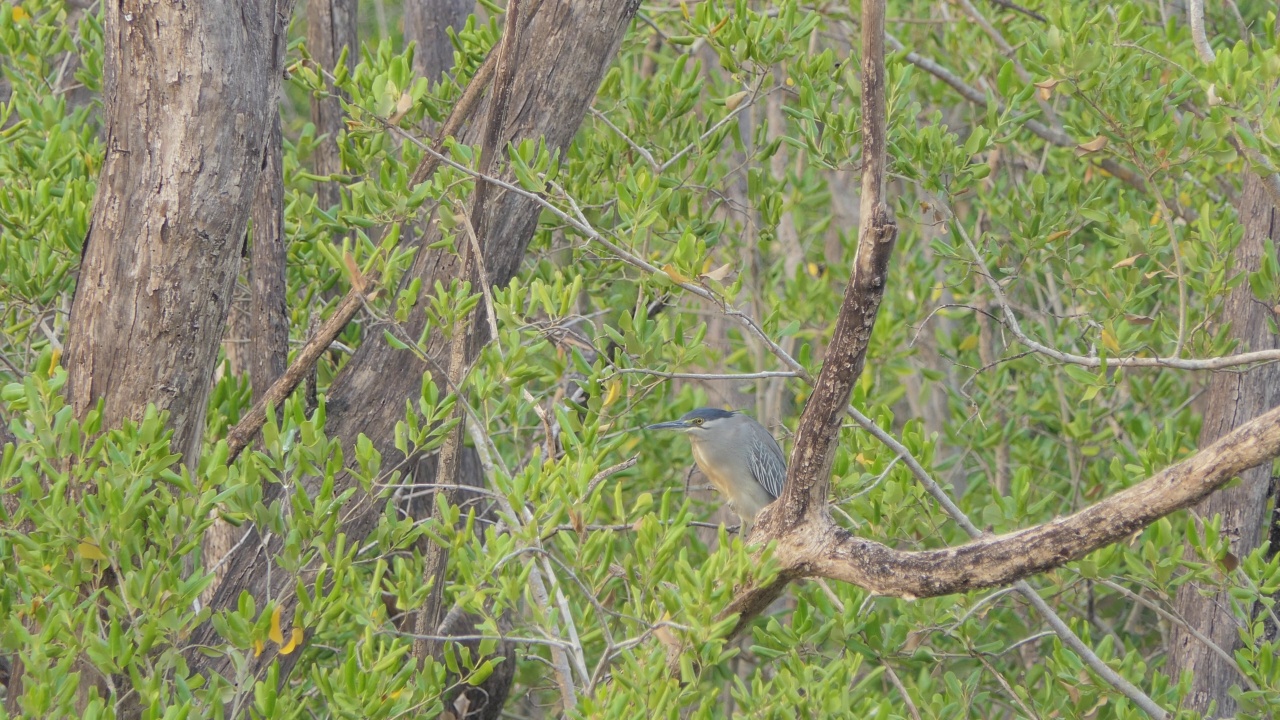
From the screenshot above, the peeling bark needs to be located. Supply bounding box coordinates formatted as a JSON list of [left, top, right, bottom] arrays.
[[56, 0, 292, 714], [207, 13, 294, 601], [65, 0, 289, 473]]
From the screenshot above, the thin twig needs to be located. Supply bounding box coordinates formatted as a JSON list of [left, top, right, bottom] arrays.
[[985, 0, 1046, 22], [612, 368, 799, 381], [883, 33, 1198, 223], [453, 201, 502, 342], [583, 456, 639, 498], [844, 404, 1170, 719], [948, 202, 1280, 370], [882, 662, 924, 720], [588, 107, 658, 171], [1094, 578, 1257, 691]]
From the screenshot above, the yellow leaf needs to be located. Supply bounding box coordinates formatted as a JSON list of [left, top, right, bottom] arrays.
[[679, 0, 689, 20], [268, 605, 285, 645], [1046, 230, 1071, 242], [662, 263, 692, 284], [49, 347, 61, 369], [1101, 328, 1120, 353], [806, 262, 821, 277], [1111, 254, 1143, 269], [253, 639, 265, 658], [1034, 78, 1059, 101], [279, 627, 304, 655], [1075, 136, 1109, 156], [602, 380, 621, 407], [958, 334, 979, 352], [12, 6, 30, 22], [77, 540, 108, 561], [724, 91, 749, 111]]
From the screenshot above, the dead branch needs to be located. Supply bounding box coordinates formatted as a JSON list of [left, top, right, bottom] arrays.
[[225, 287, 367, 461]]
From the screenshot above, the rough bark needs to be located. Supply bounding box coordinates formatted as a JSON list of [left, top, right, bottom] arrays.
[[756, 0, 896, 535], [246, 114, 291, 402], [64, 0, 287, 470], [721, 400, 1280, 639], [51, 0, 290, 714], [414, 0, 523, 668], [404, 0, 473, 83], [1164, 173, 1280, 717], [189, 0, 641, 692], [714, 1, 1280, 660], [208, 24, 294, 600], [307, 0, 357, 211]]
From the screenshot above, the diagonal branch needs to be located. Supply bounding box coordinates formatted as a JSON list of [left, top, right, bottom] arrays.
[[883, 33, 1198, 223], [225, 287, 367, 461], [792, 401, 1280, 598]]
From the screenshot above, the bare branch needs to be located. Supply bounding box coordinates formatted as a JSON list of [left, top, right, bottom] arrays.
[[883, 33, 1198, 223], [950, 207, 1280, 370], [761, 0, 897, 529], [787, 402, 1280, 600], [226, 288, 367, 461]]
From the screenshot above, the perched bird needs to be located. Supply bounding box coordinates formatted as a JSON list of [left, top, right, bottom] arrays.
[[646, 407, 786, 533]]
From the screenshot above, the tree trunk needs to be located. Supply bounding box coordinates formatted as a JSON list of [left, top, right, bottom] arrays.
[[246, 114, 291, 401], [208, 18, 294, 602], [53, 0, 291, 714], [1165, 173, 1280, 717], [404, 0, 473, 83], [188, 0, 641, 696], [65, 0, 288, 470], [307, 0, 357, 211]]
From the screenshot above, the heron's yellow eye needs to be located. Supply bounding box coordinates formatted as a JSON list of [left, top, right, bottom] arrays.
[[692, 418, 703, 425]]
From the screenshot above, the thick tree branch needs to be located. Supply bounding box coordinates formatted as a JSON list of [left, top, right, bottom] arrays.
[[761, 0, 897, 532], [800, 402, 1280, 598], [722, 402, 1280, 623]]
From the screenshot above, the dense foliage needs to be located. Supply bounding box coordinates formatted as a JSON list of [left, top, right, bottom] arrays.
[[4, 0, 1280, 717]]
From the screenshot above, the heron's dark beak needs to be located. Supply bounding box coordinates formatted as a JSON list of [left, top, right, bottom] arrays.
[[645, 420, 689, 431]]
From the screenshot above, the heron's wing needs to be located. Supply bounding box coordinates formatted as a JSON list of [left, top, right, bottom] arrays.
[[749, 434, 787, 499]]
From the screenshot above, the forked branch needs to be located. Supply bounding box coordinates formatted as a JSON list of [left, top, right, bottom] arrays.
[[723, 0, 1280, 689]]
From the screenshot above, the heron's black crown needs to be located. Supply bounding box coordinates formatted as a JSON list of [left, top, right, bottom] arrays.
[[679, 407, 737, 423]]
